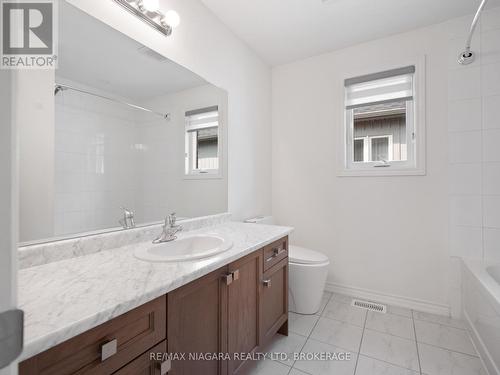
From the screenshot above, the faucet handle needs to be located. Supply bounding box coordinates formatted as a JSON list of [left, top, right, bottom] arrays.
[[120, 207, 135, 229], [168, 212, 177, 226], [121, 207, 134, 217]]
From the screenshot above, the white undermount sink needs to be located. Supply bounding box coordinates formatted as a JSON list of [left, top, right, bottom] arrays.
[[134, 234, 233, 262]]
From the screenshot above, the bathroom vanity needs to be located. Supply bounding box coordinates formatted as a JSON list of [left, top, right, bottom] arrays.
[[15, 4, 293, 374], [17, 219, 291, 375]]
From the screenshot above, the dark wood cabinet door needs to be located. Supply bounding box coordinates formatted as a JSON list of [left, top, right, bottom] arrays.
[[227, 251, 263, 375], [260, 258, 289, 345], [19, 296, 167, 375], [112, 340, 166, 375], [168, 267, 229, 375]]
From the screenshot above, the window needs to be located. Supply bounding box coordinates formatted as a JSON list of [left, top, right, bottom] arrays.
[[341, 63, 425, 176], [185, 106, 221, 177], [354, 135, 393, 162]]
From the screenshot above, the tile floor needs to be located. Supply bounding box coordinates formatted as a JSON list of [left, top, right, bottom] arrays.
[[245, 292, 488, 375]]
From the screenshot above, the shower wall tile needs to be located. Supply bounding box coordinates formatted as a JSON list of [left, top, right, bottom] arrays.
[[481, 6, 500, 33], [481, 62, 500, 96], [54, 92, 140, 237], [448, 163, 482, 195], [448, 8, 500, 263], [484, 228, 500, 262], [483, 162, 500, 195], [448, 131, 482, 164], [449, 225, 483, 258], [448, 67, 481, 100], [481, 29, 500, 65], [483, 95, 500, 129], [483, 195, 500, 229], [449, 196, 483, 227], [482, 129, 500, 162], [448, 98, 482, 132]]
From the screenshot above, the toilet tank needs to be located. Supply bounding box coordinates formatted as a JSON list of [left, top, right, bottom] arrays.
[[244, 216, 275, 225]]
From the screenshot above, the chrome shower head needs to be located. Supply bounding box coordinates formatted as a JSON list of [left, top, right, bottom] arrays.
[[458, 0, 488, 66]]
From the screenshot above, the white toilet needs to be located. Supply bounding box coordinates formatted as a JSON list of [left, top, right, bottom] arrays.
[[244, 216, 330, 315], [288, 245, 329, 314]]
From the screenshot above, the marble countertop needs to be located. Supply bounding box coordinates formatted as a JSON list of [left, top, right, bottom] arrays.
[[18, 222, 293, 361]]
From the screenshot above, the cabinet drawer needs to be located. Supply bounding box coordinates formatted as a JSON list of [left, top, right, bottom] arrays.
[[113, 340, 167, 375], [263, 237, 288, 271], [19, 296, 167, 375]]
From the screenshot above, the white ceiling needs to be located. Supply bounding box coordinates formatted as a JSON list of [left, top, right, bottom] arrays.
[[58, 2, 206, 101], [200, 0, 500, 66]]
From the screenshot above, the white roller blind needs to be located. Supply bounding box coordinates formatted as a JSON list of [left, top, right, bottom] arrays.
[[185, 106, 219, 133], [345, 66, 415, 110]]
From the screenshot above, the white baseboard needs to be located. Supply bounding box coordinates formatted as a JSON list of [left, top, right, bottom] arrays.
[[325, 281, 450, 316], [463, 309, 498, 375]]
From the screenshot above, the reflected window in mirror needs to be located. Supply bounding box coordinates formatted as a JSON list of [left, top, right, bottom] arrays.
[[185, 106, 221, 177]]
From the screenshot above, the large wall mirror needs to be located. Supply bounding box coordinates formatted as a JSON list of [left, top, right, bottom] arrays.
[[19, 2, 228, 244]]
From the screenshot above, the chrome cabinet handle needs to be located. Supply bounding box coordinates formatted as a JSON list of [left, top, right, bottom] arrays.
[[101, 338, 117, 361], [232, 269, 240, 281], [266, 247, 286, 262], [263, 279, 272, 288], [222, 273, 233, 285], [158, 359, 172, 374], [223, 270, 240, 286]]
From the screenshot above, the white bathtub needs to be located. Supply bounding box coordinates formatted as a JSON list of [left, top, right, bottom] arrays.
[[462, 259, 500, 375], [489, 264, 500, 285]]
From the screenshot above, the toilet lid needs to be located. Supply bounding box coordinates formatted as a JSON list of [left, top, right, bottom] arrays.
[[289, 245, 329, 265]]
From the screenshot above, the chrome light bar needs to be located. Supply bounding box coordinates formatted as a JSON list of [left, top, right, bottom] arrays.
[[113, 0, 174, 36]]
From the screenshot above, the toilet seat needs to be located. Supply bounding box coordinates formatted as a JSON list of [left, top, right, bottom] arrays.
[[289, 245, 329, 265]]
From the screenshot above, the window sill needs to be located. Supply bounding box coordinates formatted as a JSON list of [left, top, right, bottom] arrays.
[[337, 167, 426, 177], [183, 173, 223, 180]]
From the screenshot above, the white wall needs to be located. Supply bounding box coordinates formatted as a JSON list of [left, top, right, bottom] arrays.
[[66, 0, 272, 221], [0, 70, 17, 375], [447, 7, 500, 264], [272, 20, 455, 312], [17, 71, 55, 242]]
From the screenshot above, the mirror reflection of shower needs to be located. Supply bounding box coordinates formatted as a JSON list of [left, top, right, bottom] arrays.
[[54, 83, 171, 120], [53, 83, 160, 237]]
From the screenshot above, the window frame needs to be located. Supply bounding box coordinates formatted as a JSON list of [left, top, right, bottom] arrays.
[[338, 57, 426, 177], [184, 106, 224, 180], [354, 134, 394, 163], [354, 136, 368, 162]]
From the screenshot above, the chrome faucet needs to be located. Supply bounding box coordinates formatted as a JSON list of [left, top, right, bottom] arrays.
[[153, 213, 183, 244], [120, 207, 135, 229]]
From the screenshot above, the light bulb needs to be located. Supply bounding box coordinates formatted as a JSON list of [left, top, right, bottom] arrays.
[[141, 0, 160, 12], [164, 10, 180, 28]]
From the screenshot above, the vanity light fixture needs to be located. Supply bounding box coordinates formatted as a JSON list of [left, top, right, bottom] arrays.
[[113, 0, 180, 36], [141, 0, 160, 12]]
